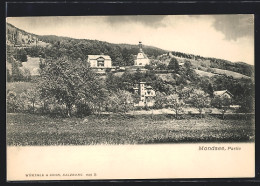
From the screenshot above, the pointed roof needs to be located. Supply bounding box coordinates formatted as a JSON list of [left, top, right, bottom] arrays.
[[137, 52, 149, 59], [146, 85, 153, 89], [213, 90, 233, 97]]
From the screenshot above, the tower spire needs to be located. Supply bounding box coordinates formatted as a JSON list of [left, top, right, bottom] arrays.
[[139, 41, 143, 52]]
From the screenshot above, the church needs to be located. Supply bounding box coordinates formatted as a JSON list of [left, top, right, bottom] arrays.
[[134, 42, 150, 66]]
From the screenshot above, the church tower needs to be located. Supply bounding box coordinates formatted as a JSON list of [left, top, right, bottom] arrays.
[[139, 41, 143, 52], [134, 41, 150, 66]]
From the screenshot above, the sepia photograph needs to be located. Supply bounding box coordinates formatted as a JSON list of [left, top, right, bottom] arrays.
[[6, 15, 255, 180]]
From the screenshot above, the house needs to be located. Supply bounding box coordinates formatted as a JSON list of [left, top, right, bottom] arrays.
[[133, 82, 156, 107], [213, 90, 233, 99], [213, 90, 241, 109], [134, 42, 150, 66], [87, 55, 115, 73]]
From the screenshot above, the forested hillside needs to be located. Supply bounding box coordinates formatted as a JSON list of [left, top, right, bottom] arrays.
[[169, 51, 254, 77], [6, 23, 166, 67], [6, 22, 255, 115], [7, 22, 254, 77]]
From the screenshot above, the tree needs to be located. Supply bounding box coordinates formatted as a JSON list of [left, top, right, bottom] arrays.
[[134, 68, 143, 82], [39, 56, 45, 72], [168, 57, 179, 73], [107, 90, 134, 114], [190, 89, 211, 118], [7, 69, 11, 82], [167, 94, 185, 119], [38, 56, 100, 117], [156, 63, 167, 70], [207, 83, 214, 97], [154, 91, 168, 109], [7, 91, 20, 113], [184, 60, 192, 69], [90, 85, 109, 116], [182, 60, 198, 82], [15, 48, 27, 62], [21, 88, 39, 113], [38, 95, 55, 114], [105, 72, 123, 92], [132, 92, 141, 106], [11, 60, 23, 81], [21, 68, 31, 82], [211, 95, 232, 119], [175, 75, 187, 86], [122, 48, 135, 66], [144, 64, 154, 70]]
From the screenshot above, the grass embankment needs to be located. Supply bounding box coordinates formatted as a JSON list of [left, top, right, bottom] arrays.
[[7, 113, 255, 146], [7, 82, 34, 95]]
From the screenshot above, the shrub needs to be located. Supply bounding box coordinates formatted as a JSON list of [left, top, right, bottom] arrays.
[[144, 64, 154, 70], [6, 91, 22, 113], [76, 103, 92, 118]]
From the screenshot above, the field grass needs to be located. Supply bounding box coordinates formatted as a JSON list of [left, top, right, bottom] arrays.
[[21, 56, 40, 76], [194, 69, 216, 77], [7, 113, 255, 146], [7, 82, 35, 95], [157, 73, 175, 82], [194, 68, 250, 79], [211, 68, 250, 79]]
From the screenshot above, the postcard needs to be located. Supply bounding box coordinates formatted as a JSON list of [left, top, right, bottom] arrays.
[[6, 15, 255, 180]]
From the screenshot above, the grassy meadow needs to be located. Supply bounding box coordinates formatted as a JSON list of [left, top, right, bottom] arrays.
[[7, 113, 255, 146], [7, 82, 35, 95]]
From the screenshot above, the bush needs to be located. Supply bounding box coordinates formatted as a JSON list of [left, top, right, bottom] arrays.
[[14, 48, 27, 62], [6, 91, 22, 113], [49, 106, 66, 117], [76, 103, 92, 118], [144, 64, 154, 70]]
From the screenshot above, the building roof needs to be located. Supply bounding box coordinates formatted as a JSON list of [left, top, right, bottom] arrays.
[[213, 90, 233, 97], [87, 55, 111, 60], [137, 52, 148, 59]]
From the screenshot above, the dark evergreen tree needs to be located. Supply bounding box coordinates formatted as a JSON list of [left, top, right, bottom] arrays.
[[168, 57, 179, 73]]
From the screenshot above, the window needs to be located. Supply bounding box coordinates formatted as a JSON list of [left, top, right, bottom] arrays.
[[97, 57, 105, 67]]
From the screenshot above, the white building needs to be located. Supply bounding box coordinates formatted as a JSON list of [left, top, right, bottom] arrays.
[[213, 90, 233, 99], [133, 82, 156, 107], [87, 55, 115, 73], [134, 42, 150, 66]]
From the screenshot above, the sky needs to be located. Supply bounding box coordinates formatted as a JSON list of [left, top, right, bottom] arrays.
[[6, 15, 254, 65]]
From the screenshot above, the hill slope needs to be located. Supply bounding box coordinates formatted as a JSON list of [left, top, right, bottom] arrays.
[[6, 22, 254, 79]]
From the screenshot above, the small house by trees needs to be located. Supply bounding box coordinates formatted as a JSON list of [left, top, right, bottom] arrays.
[[211, 94, 232, 119], [213, 90, 233, 100]]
